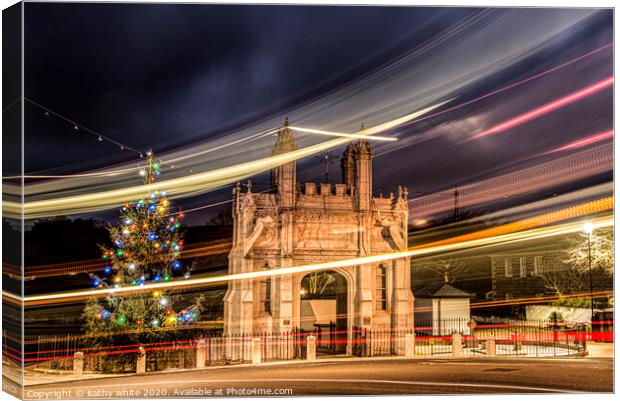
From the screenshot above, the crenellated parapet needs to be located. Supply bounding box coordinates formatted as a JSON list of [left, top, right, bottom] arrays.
[[299, 182, 353, 197], [373, 185, 409, 211]]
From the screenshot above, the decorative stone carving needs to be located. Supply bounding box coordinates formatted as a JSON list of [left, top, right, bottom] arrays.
[[224, 120, 414, 353], [244, 215, 275, 256], [377, 211, 406, 250]]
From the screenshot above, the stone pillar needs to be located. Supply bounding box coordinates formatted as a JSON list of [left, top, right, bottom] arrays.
[[273, 274, 293, 331], [354, 138, 373, 211], [392, 258, 415, 331], [196, 340, 206, 368], [223, 256, 254, 335], [341, 143, 355, 192], [485, 338, 496, 357], [251, 338, 262, 364], [405, 334, 415, 358], [136, 346, 146, 374], [306, 336, 317, 361], [73, 352, 84, 377], [452, 333, 463, 356]]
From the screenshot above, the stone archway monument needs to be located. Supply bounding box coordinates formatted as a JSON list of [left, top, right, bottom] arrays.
[[223, 119, 414, 355]]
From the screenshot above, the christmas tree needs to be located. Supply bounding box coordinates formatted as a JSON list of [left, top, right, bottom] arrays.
[[82, 151, 203, 372]]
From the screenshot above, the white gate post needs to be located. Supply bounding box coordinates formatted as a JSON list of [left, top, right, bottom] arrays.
[[452, 332, 463, 356], [196, 339, 206, 368], [136, 346, 146, 374], [306, 336, 317, 361], [405, 333, 415, 358], [73, 352, 84, 377], [485, 338, 496, 357], [251, 338, 262, 364]]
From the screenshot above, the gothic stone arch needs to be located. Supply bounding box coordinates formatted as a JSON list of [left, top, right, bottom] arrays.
[[223, 125, 414, 355]]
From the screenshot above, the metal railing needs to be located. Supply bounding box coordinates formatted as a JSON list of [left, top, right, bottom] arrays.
[[16, 319, 589, 374], [414, 318, 587, 357]]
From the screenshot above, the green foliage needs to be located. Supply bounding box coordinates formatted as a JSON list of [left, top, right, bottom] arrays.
[[82, 154, 204, 372], [551, 298, 591, 308]]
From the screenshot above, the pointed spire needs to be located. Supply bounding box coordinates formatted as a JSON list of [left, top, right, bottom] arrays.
[[356, 122, 373, 156], [272, 117, 298, 156]]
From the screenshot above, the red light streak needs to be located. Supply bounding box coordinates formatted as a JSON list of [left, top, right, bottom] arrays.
[[411, 143, 612, 219], [546, 130, 614, 154], [469, 76, 614, 141], [399, 43, 613, 130]]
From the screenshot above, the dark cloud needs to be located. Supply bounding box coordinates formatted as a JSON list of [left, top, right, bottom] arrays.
[[24, 4, 473, 171], [22, 5, 612, 224]]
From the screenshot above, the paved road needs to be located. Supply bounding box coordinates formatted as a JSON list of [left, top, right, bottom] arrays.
[[23, 357, 613, 398]]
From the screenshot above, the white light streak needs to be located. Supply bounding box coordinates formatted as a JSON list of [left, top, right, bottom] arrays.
[[289, 126, 397, 141], [3, 103, 443, 219], [6, 214, 611, 305]]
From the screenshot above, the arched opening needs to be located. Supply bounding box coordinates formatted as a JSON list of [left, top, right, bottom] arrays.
[[300, 270, 348, 354]]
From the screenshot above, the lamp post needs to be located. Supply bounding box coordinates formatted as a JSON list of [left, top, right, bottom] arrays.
[[583, 223, 594, 325]]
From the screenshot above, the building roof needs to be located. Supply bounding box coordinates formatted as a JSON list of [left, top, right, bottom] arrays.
[[414, 283, 473, 298]]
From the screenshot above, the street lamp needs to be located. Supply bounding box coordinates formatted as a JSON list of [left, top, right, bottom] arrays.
[[582, 223, 594, 325]]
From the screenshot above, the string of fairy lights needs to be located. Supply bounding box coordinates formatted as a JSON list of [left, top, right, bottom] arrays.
[[24, 97, 145, 157]]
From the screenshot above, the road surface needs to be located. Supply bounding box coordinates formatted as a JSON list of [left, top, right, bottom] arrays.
[[21, 357, 613, 398]]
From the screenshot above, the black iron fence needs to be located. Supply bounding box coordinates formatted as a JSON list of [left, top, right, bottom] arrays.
[[414, 318, 587, 357], [17, 319, 589, 373], [352, 327, 413, 357]]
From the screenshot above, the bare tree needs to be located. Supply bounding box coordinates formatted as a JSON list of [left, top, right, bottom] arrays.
[[416, 257, 473, 283], [564, 227, 613, 276], [540, 260, 587, 296], [205, 207, 233, 226], [539, 227, 613, 298], [303, 272, 336, 296]]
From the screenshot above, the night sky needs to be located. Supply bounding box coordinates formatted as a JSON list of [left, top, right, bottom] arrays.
[[21, 4, 613, 224]]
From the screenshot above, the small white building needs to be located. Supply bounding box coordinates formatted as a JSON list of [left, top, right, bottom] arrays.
[[414, 283, 473, 335]]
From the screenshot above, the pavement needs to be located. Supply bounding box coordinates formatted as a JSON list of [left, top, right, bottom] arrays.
[[12, 346, 603, 387], [586, 341, 614, 358], [13, 356, 613, 398]]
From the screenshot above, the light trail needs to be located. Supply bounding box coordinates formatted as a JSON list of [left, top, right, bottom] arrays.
[[469, 76, 614, 140], [471, 290, 613, 309], [4, 125, 396, 180], [5, 197, 612, 306], [3, 102, 444, 219], [18, 240, 232, 278], [289, 126, 397, 141], [545, 130, 613, 154], [10, 43, 611, 182], [397, 43, 613, 131], [4, 128, 281, 180], [412, 292, 613, 313], [4, 11, 599, 210], [410, 142, 612, 219], [26, 176, 606, 278]]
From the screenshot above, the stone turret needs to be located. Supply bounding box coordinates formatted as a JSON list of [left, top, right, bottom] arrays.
[[353, 124, 373, 211], [271, 118, 297, 208], [271, 117, 297, 156], [341, 143, 355, 192]]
